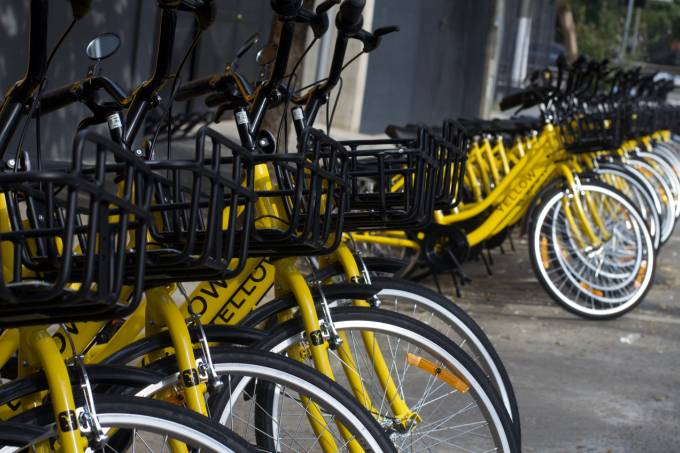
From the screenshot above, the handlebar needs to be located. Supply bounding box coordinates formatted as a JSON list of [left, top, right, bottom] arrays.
[[336, 0, 365, 34], [355, 26, 399, 52], [270, 0, 304, 18], [0, 0, 49, 156], [174, 75, 219, 102], [499, 86, 550, 111], [157, 0, 182, 8], [178, 0, 216, 30], [37, 76, 129, 115], [38, 82, 79, 114], [69, 0, 92, 20]]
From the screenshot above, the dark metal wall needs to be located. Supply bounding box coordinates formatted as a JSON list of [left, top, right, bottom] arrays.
[[1, 0, 557, 147], [174, 1, 273, 112], [0, 0, 158, 158], [0, 0, 272, 158], [495, 0, 557, 98], [360, 0, 495, 133]]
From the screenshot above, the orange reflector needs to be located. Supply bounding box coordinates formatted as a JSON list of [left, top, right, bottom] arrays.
[[634, 260, 648, 288], [579, 282, 604, 297], [541, 238, 550, 269], [406, 353, 469, 393]]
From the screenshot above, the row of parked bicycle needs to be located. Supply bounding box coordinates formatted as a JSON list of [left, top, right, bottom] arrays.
[[362, 55, 679, 320], [0, 0, 677, 452]]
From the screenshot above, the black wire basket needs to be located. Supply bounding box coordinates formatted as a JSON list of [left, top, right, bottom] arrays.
[[557, 101, 623, 153], [0, 131, 154, 327], [143, 126, 256, 284], [439, 119, 470, 210], [340, 129, 434, 231], [340, 126, 467, 231], [248, 128, 349, 258]]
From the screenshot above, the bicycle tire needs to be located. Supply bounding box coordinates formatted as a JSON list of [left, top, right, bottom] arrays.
[[242, 275, 522, 446], [529, 181, 655, 319], [256, 306, 519, 452], [138, 348, 398, 452], [626, 158, 676, 243], [591, 164, 662, 250], [5, 394, 252, 452]]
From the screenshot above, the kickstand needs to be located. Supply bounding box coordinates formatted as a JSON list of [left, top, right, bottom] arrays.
[[480, 250, 493, 276], [486, 247, 494, 266], [446, 248, 472, 284], [508, 227, 516, 252], [430, 266, 443, 294], [449, 270, 461, 298]]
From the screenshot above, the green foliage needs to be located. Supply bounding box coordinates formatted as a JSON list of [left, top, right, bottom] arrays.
[[638, 1, 680, 64], [567, 0, 680, 64]]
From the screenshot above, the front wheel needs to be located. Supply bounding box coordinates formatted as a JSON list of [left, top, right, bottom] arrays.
[[529, 181, 655, 319], [258, 307, 519, 452], [140, 348, 399, 452], [6, 395, 252, 452], [244, 275, 521, 445]]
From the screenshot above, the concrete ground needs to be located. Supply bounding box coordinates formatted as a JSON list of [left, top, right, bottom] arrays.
[[418, 233, 680, 452]]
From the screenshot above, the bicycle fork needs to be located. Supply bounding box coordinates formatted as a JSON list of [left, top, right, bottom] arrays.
[[332, 245, 422, 430], [18, 327, 87, 453], [558, 164, 610, 251], [275, 257, 365, 453]]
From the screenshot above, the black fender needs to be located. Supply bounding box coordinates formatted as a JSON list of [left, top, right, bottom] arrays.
[[307, 256, 412, 282], [100, 325, 265, 366], [0, 365, 162, 408], [0, 421, 47, 445], [242, 283, 380, 328]]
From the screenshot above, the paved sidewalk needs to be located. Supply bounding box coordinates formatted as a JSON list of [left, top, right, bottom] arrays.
[[420, 233, 680, 452]]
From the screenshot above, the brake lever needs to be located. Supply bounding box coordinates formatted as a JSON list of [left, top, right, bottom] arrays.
[[357, 25, 399, 53], [230, 33, 260, 69], [374, 25, 399, 37], [309, 0, 340, 39], [317, 0, 340, 15]]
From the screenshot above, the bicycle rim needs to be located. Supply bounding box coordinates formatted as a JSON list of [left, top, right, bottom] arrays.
[[531, 183, 655, 318], [259, 308, 518, 452]]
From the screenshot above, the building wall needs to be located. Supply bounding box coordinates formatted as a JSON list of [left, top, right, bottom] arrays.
[[359, 0, 495, 134], [0, 1, 558, 150], [496, 0, 557, 99], [0, 0, 161, 158]]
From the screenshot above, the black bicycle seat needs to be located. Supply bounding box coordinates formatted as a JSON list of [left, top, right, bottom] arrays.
[[385, 124, 419, 140]]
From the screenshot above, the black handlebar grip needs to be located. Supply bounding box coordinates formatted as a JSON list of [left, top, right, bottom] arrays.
[[157, 0, 182, 9], [69, 0, 91, 20], [270, 0, 303, 17], [337, 0, 365, 34], [39, 83, 79, 115], [179, 0, 216, 30], [175, 75, 217, 102]]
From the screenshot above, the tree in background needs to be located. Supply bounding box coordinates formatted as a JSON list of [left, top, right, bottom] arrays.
[[559, 0, 680, 65], [637, 1, 680, 65], [557, 0, 579, 62]]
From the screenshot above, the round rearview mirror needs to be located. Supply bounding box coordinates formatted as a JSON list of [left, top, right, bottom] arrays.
[[86, 33, 121, 61], [256, 43, 277, 66]]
